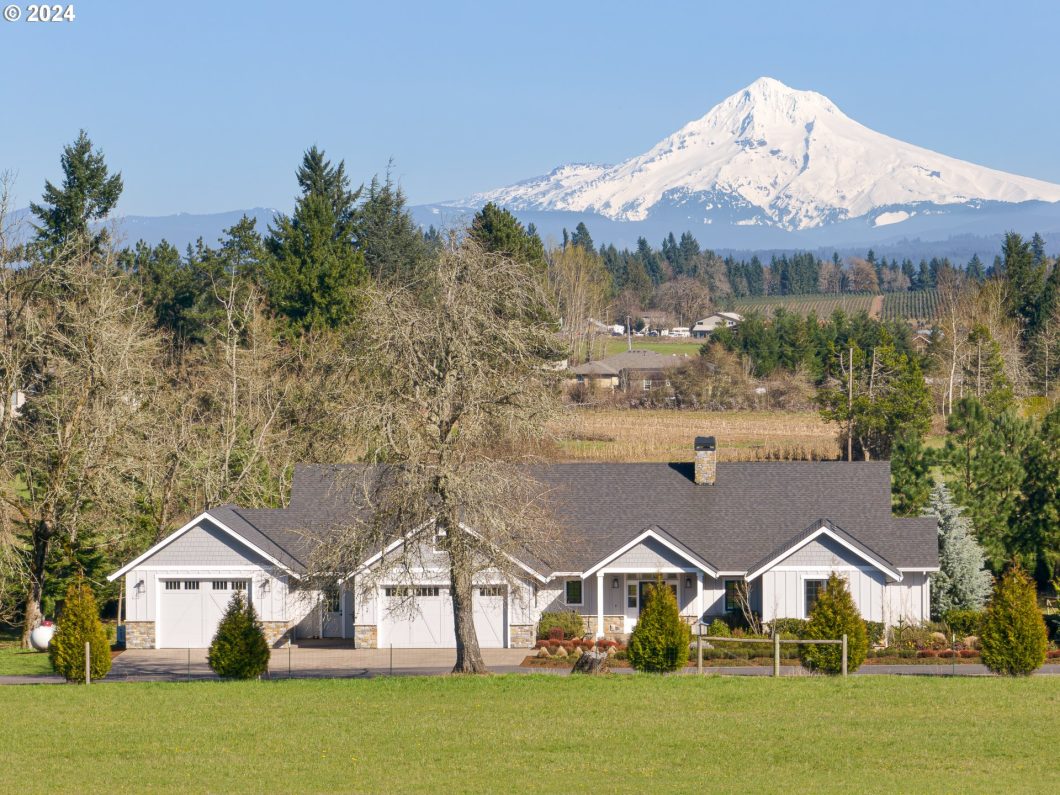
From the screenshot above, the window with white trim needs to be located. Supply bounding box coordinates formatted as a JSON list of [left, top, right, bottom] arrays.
[[564, 579, 583, 606], [478, 586, 504, 597], [164, 580, 180, 591], [724, 580, 739, 613], [232, 580, 248, 591], [804, 579, 826, 617], [212, 581, 228, 590], [385, 586, 441, 598], [627, 582, 637, 609], [183, 580, 200, 590]]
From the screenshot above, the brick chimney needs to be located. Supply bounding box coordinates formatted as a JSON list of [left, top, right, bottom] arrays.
[[694, 436, 717, 485]]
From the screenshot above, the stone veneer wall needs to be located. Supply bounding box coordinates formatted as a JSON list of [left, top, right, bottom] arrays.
[[354, 625, 377, 649], [124, 621, 155, 649], [583, 615, 625, 638], [509, 625, 534, 648], [261, 621, 292, 647]]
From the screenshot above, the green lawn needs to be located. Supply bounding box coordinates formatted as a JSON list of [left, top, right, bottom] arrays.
[[0, 640, 53, 676], [1, 676, 1057, 793], [604, 339, 703, 357]]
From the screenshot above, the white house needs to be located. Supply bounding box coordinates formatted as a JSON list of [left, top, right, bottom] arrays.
[[692, 312, 744, 338], [109, 439, 938, 649]]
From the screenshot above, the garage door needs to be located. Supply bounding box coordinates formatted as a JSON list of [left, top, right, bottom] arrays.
[[379, 585, 507, 648], [158, 579, 250, 648]]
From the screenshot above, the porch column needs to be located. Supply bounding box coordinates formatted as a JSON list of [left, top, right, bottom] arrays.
[[596, 572, 605, 638], [696, 571, 704, 621]]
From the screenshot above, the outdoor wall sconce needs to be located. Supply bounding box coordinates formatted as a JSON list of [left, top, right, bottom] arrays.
[[684, 577, 693, 589], [612, 577, 619, 589], [134, 579, 145, 595]]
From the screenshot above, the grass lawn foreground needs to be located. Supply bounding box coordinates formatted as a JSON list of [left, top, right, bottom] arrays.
[[0, 675, 1056, 793], [0, 642, 53, 676]]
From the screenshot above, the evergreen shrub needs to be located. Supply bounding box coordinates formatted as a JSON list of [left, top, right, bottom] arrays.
[[49, 583, 111, 683], [799, 573, 868, 674], [537, 611, 584, 640], [943, 609, 984, 638], [979, 565, 1048, 676], [207, 592, 270, 679], [627, 578, 691, 673]]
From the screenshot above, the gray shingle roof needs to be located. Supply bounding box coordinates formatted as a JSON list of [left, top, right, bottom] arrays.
[[205, 461, 938, 578]]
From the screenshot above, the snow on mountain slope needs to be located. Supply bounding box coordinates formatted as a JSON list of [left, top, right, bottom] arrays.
[[447, 77, 1060, 231]]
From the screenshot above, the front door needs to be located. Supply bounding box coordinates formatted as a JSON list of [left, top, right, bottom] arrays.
[[637, 581, 677, 614]]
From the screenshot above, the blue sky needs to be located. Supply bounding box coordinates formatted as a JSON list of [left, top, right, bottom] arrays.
[[3, 0, 1059, 216]]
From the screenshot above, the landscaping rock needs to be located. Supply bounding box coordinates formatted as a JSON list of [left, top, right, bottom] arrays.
[[571, 649, 610, 675]]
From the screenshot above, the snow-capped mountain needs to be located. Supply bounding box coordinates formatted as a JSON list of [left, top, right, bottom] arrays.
[[438, 77, 1060, 235]]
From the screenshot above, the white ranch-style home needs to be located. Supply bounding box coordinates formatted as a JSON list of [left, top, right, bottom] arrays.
[[109, 438, 938, 650]]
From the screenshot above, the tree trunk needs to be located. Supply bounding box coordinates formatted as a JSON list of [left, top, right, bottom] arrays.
[[449, 544, 487, 674], [21, 527, 51, 647]]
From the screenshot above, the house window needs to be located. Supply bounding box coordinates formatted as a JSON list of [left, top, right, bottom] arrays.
[[164, 580, 180, 591], [724, 580, 740, 613], [232, 580, 248, 591], [183, 580, 200, 590], [479, 586, 504, 597], [385, 586, 440, 598], [804, 579, 826, 617], [565, 579, 583, 606], [325, 588, 340, 613], [212, 581, 228, 590], [642, 379, 652, 391], [627, 583, 637, 609]]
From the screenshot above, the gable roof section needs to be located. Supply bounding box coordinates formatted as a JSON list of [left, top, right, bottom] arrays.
[[582, 525, 718, 577], [107, 509, 301, 582], [744, 519, 903, 582]]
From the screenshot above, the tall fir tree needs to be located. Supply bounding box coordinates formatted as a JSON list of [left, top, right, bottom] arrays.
[[890, 429, 931, 516], [570, 222, 595, 254], [927, 483, 993, 617], [1014, 402, 1060, 584], [469, 203, 546, 272], [266, 148, 366, 330], [30, 130, 123, 255], [1002, 231, 1045, 337], [355, 168, 427, 283]]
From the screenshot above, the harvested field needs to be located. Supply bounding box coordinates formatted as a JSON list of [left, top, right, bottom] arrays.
[[549, 408, 839, 462]]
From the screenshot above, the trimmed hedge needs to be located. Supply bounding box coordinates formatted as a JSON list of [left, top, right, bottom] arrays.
[[49, 583, 111, 683]]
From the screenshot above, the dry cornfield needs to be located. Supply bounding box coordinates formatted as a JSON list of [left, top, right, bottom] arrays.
[[547, 408, 839, 462]]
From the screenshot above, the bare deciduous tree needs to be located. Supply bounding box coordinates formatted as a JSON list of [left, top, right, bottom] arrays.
[[653, 277, 712, 328], [547, 244, 610, 364], [1, 247, 163, 643], [307, 239, 566, 673]]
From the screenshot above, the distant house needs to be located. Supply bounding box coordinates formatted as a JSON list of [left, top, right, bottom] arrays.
[[572, 349, 690, 392], [692, 312, 744, 338], [911, 329, 934, 353]]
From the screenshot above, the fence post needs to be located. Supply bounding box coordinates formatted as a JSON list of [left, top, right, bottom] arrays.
[[390, 643, 393, 677], [188, 647, 191, 680], [841, 634, 848, 677], [288, 643, 292, 678], [697, 626, 703, 675], [773, 632, 780, 677], [85, 642, 91, 685]]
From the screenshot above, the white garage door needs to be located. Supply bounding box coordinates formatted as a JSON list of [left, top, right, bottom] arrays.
[[379, 585, 507, 648], [158, 579, 250, 648]]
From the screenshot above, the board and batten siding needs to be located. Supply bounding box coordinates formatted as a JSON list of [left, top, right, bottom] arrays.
[[757, 535, 929, 624], [122, 518, 314, 629]]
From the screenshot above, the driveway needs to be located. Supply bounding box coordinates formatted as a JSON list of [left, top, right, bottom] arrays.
[[107, 646, 532, 681]]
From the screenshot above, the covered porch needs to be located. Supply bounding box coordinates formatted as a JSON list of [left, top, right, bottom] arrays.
[[576, 527, 724, 638]]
